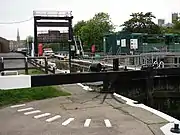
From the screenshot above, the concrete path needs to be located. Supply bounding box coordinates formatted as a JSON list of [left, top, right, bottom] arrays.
[[0, 84, 168, 135]]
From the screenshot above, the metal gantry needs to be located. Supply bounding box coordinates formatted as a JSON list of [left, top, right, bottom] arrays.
[[33, 10, 73, 72]]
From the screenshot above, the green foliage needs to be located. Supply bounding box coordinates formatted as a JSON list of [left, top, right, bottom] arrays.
[[28, 69, 44, 74], [18, 69, 45, 75], [0, 69, 71, 107], [162, 21, 180, 34], [0, 86, 71, 107], [25, 35, 33, 48], [73, 20, 86, 36], [73, 12, 114, 51], [121, 12, 161, 34], [26, 35, 33, 43], [173, 21, 180, 31]]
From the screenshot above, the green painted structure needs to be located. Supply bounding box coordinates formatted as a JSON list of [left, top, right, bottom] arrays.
[[103, 32, 180, 55]]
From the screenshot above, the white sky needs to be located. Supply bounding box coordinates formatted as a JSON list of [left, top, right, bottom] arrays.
[[0, 0, 180, 40]]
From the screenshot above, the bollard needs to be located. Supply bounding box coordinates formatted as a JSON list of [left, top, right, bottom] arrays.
[[171, 123, 180, 133], [113, 58, 119, 71], [124, 66, 128, 71], [89, 63, 102, 72]]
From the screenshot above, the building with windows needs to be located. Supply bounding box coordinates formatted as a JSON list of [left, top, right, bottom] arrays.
[[172, 13, 179, 23], [37, 30, 69, 43], [158, 19, 165, 26], [9, 29, 26, 51]]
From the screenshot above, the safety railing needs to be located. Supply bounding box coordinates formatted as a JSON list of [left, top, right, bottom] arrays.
[[0, 57, 56, 75], [33, 11, 72, 17]]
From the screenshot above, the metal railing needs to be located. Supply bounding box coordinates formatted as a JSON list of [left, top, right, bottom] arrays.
[[0, 57, 56, 75], [33, 11, 72, 17]]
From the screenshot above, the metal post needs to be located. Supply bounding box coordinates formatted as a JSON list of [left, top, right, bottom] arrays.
[[68, 40, 72, 73], [68, 18, 73, 73], [53, 67, 56, 74], [24, 57, 28, 75], [0, 57, 4, 72], [102, 77, 109, 93], [45, 57, 48, 74], [113, 58, 119, 71], [34, 17, 38, 55]]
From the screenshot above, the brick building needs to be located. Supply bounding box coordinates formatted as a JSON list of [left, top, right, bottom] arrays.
[[37, 30, 69, 43]]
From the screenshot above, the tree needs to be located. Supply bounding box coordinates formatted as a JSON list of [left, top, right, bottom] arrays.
[[161, 21, 180, 34], [26, 36, 33, 43], [121, 12, 161, 34], [73, 20, 86, 36], [73, 12, 114, 51], [173, 21, 180, 33]]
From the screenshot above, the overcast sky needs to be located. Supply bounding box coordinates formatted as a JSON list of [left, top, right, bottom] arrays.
[[0, 0, 180, 40]]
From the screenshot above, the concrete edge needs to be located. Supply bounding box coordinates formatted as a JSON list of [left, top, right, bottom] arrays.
[[113, 93, 180, 135]]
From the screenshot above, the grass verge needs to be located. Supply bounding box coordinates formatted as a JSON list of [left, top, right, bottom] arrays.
[[0, 69, 71, 108], [0, 86, 70, 108], [18, 69, 45, 75], [28, 69, 45, 74]]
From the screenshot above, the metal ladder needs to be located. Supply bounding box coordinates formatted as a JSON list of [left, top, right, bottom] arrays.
[[116, 47, 121, 55], [73, 36, 79, 55], [78, 36, 84, 56], [108, 47, 112, 55]]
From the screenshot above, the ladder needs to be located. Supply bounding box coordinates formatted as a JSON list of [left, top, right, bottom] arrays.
[[108, 47, 112, 55], [73, 36, 79, 55], [73, 36, 84, 56], [78, 36, 84, 56], [116, 47, 121, 55]]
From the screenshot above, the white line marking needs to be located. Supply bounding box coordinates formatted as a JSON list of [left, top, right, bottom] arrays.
[[62, 118, 75, 126], [11, 104, 26, 108], [84, 119, 91, 127], [34, 113, 51, 119], [104, 119, 112, 127], [17, 107, 34, 112], [46, 115, 61, 122], [24, 110, 41, 115]]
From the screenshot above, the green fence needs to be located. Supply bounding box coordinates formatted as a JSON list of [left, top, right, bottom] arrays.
[[103, 32, 180, 55]]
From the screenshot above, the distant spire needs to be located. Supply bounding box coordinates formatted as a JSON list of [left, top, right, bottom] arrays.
[[17, 28, 19, 36], [17, 28, 20, 42]]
